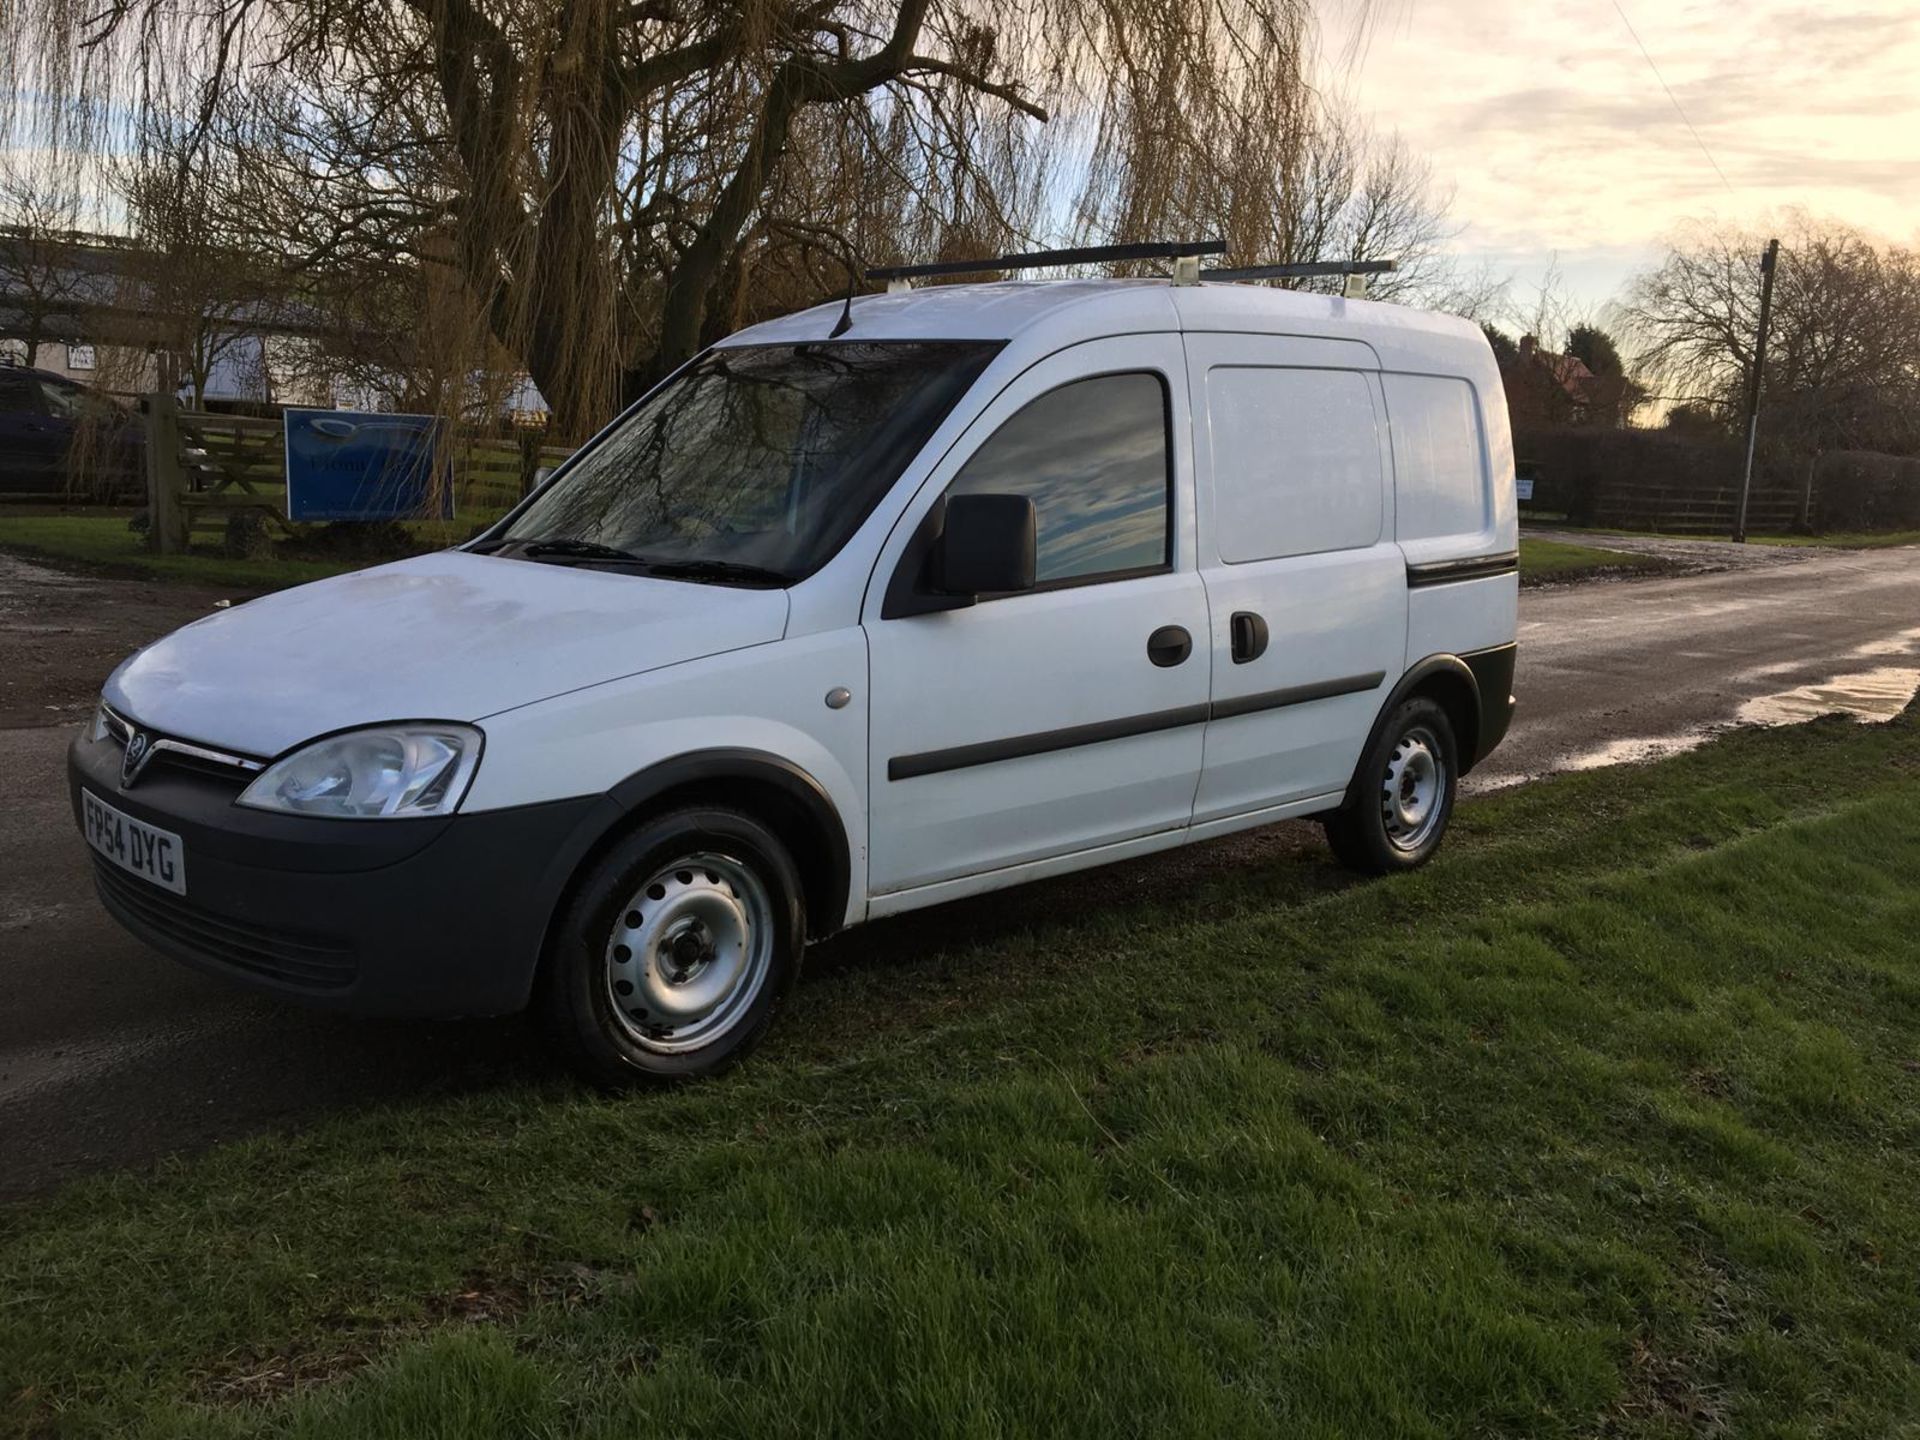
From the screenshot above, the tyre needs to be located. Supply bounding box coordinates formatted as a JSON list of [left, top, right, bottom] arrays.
[[1323, 697, 1458, 875], [543, 806, 804, 1083]]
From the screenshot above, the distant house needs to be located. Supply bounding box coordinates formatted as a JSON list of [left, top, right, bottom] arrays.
[[0, 228, 372, 409], [1498, 334, 1634, 429]]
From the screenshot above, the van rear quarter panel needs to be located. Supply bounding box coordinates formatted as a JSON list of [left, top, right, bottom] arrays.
[[1383, 340, 1519, 660], [1407, 576, 1519, 662], [1383, 370, 1516, 564]]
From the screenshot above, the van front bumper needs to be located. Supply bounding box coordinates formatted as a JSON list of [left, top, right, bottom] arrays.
[[68, 730, 616, 1017]]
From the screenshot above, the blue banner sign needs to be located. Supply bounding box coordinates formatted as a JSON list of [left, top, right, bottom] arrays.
[[284, 410, 450, 522]]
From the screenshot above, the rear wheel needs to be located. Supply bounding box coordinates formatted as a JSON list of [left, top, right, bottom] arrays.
[[544, 806, 803, 1083], [1323, 697, 1458, 874]]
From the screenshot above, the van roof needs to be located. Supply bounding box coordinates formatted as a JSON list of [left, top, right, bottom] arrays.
[[717, 278, 1488, 372]]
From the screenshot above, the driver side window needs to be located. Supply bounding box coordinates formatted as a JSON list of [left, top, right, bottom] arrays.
[[946, 371, 1171, 587]]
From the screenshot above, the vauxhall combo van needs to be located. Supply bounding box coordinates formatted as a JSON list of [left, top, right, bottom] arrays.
[[70, 272, 1518, 1081]]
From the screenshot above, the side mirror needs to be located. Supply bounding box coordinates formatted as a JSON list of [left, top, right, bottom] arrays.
[[937, 493, 1036, 595]]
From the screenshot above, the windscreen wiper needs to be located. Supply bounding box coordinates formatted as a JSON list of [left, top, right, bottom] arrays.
[[641, 558, 795, 587], [523, 537, 648, 562], [481, 536, 649, 564]]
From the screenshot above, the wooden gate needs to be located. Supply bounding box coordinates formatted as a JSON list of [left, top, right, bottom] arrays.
[[145, 394, 573, 554]]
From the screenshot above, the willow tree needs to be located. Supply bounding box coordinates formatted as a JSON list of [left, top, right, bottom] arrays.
[[6, 0, 1386, 434]]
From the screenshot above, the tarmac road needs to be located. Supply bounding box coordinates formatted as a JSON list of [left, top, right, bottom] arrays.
[[4, 538, 1920, 1199]]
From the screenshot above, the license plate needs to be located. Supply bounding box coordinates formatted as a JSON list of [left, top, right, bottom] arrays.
[[82, 789, 187, 896]]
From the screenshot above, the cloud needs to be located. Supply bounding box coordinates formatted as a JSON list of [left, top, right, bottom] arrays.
[[1335, 0, 1920, 307]]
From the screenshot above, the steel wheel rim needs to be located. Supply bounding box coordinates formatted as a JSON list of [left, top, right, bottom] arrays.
[[1381, 724, 1447, 852], [605, 851, 774, 1054]]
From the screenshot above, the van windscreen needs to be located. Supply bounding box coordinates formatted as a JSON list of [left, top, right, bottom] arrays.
[[490, 340, 1001, 585]]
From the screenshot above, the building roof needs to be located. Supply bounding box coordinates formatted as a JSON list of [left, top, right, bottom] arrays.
[[1505, 335, 1617, 407], [0, 228, 328, 346]]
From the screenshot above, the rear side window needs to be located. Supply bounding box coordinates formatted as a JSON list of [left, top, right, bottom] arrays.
[[947, 372, 1170, 586], [1384, 373, 1488, 540], [1207, 367, 1384, 562]]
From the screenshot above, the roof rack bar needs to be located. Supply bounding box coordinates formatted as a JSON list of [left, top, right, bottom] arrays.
[[1200, 259, 1397, 282], [867, 239, 1226, 282]]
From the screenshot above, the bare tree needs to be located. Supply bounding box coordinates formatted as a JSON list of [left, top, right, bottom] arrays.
[[111, 137, 290, 406], [1624, 212, 1920, 454]]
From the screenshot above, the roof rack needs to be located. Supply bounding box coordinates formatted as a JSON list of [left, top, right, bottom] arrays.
[[866, 240, 1226, 284], [862, 245, 1396, 300], [1204, 258, 1397, 300], [1200, 259, 1397, 282]]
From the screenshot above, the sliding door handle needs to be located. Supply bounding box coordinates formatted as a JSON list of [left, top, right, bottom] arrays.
[[1146, 625, 1192, 668], [1230, 611, 1269, 664]]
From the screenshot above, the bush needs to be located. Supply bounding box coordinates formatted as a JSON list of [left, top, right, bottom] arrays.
[[277, 519, 423, 563], [221, 509, 274, 560], [1808, 451, 1920, 532], [1513, 426, 1765, 530]]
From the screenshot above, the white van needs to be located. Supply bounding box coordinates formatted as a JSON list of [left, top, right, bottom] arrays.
[[70, 270, 1517, 1081]]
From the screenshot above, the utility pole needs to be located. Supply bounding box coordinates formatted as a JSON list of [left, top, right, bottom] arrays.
[[1733, 237, 1780, 543]]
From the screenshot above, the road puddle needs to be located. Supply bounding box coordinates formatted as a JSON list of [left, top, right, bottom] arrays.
[[1555, 664, 1920, 780], [1851, 628, 1920, 659], [1736, 666, 1920, 726], [1563, 735, 1710, 772]]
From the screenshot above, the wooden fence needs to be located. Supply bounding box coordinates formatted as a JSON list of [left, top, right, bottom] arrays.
[[1579, 478, 1806, 536], [146, 395, 574, 554], [1514, 426, 1814, 537]]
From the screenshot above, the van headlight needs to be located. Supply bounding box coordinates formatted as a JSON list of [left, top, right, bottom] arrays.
[[238, 724, 483, 819]]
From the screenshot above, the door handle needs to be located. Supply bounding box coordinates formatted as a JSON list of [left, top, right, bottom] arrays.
[[1230, 611, 1269, 664], [1147, 624, 1192, 668]]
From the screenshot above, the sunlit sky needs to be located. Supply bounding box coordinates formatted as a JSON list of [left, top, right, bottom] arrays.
[[1331, 0, 1920, 323]]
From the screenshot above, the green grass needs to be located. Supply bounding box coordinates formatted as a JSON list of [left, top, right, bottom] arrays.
[[1518, 536, 1670, 583], [1550, 524, 1920, 551], [0, 513, 364, 590], [1745, 530, 1920, 550], [8, 711, 1920, 1437]]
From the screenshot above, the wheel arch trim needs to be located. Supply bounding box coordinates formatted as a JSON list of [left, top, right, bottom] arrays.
[[604, 748, 853, 938], [1345, 647, 1513, 804]]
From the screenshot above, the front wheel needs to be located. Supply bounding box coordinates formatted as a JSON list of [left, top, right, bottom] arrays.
[[543, 806, 804, 1083], [1323, 697, 1458, 874]]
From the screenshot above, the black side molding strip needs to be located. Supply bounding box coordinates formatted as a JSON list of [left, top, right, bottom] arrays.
[[1405, 550, 1520, 587], [888, 671, 1386, 781], [1210, 671, 1385, 721], [888, 704, 1211, 781]]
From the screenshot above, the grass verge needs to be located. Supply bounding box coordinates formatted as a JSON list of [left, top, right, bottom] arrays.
[[0, 513, 362, 591], [7, 710, 1920, 1436], [1549, 524, 1920, 551], [1745, 530, 1920, 550], [0, 512, 498, 592], [1519, 536, 1673, 584]]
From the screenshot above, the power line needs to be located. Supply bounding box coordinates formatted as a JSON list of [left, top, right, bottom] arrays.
[[1610, 1, 1737, 197]]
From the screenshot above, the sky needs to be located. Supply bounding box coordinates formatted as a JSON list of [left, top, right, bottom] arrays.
[[1332, 0, 1920, 325]]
